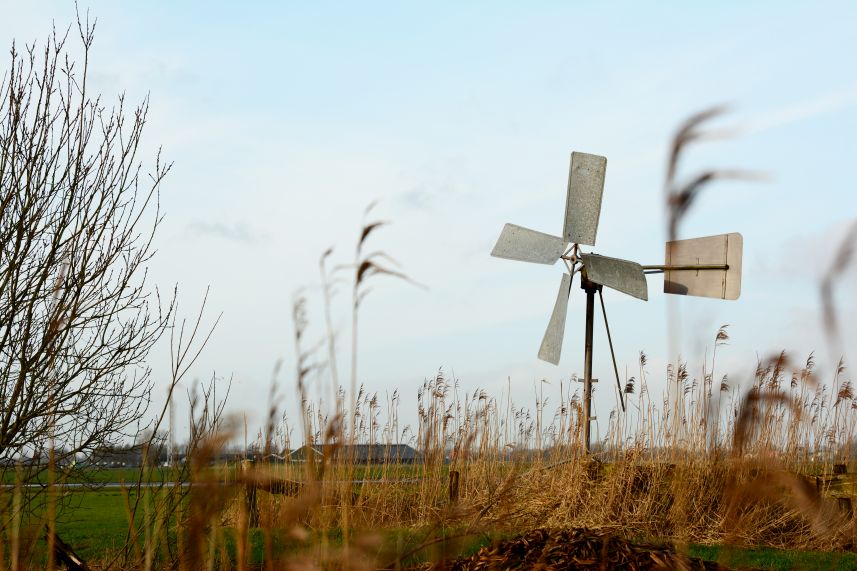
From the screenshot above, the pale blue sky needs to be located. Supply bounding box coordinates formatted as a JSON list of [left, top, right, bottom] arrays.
[[2, 2, 856, 442]]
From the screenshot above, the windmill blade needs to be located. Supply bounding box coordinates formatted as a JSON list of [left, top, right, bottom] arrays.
[[563, 152, 607, 246], [490, 223, 566, 265], [537, 272, 572, 365], [581, 253, 648, 301]]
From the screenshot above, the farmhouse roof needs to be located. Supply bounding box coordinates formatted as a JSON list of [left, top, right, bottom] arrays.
[[288, 443, 421, 462]]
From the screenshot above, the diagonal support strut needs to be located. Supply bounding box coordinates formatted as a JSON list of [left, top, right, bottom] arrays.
[[597, 289, 625, 413]]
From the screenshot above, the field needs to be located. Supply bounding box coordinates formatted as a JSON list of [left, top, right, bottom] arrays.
[[4, 347, 857, 571], [11, 484, 857, 570]]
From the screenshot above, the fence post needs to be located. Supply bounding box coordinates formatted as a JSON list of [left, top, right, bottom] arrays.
[[448, 470, 460, 504], [242, 459, 259, 527], [838, 497, 854, 521]]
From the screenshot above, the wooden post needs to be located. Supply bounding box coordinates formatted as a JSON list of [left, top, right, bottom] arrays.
[[246, 485, 259, 527], [242, 459, 259, 528], [838, 497, 854, 520], [47, 528, 91, 571], [448, 470, 460, 504]]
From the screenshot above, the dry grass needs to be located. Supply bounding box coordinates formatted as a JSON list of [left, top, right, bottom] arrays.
[[77, 348, 857, 570], [19, 328, 843, 570]]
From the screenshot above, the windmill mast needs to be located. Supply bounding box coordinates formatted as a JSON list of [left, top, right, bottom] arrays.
[[581, 274, 601, 453]]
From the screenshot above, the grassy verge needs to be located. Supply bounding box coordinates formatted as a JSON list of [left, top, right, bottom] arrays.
[[690, 544, 857, 570], [33, 486, 857, 571], [44, 491, 857, 571], [54, 490, 137, 558]]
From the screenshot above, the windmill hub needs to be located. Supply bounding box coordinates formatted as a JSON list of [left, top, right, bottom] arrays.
[[579, 273, 601, 294], [490, 151, 743, 453]]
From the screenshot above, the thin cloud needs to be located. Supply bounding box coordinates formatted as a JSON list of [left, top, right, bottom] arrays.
[[746, 85, 857, 135], [186, 220, 268, 244], [769, 221, 857, 281], [394, 158, 470, 211]]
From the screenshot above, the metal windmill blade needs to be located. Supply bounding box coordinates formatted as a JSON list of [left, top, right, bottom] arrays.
[[564, 152, 606, 246], [537, 273, 572, 365], [580, 254, 648, 301], [491, 224, 565, 265]]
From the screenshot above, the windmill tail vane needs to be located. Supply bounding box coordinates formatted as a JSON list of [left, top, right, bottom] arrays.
[[490, 151, 743, 450]]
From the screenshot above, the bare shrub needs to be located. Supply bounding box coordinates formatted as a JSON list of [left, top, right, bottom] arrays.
[[0, 18, 172, 497]]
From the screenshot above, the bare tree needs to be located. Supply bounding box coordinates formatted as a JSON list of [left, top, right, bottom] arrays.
[[0, 19, 172, 483]]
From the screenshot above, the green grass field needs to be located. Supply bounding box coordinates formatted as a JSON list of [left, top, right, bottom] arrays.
[[6, 465, 857, 569], [688, 544, 857, 571], [54, 489, 137, 558], [24, 484, 857, 570]]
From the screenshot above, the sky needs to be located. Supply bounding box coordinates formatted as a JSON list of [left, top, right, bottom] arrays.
[[2, 1, 856, 445]]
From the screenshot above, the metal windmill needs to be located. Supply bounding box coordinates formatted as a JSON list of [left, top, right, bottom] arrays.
[[491, 152, 742, 452]]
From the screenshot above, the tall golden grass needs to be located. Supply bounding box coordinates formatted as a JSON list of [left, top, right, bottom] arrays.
[[81, 341, 855, 570]]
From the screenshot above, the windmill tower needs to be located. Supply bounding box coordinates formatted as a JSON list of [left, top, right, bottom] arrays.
[[491, 152, 742, 452]]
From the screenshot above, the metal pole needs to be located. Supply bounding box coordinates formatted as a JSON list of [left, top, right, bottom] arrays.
[[582, 277, 597, 454], [641, 264, 729, 272]]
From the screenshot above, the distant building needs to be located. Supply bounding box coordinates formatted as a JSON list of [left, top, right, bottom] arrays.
[[90, 442, 172, 468], [91, 445, 144, 468], [288, 444, 421, 464]]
